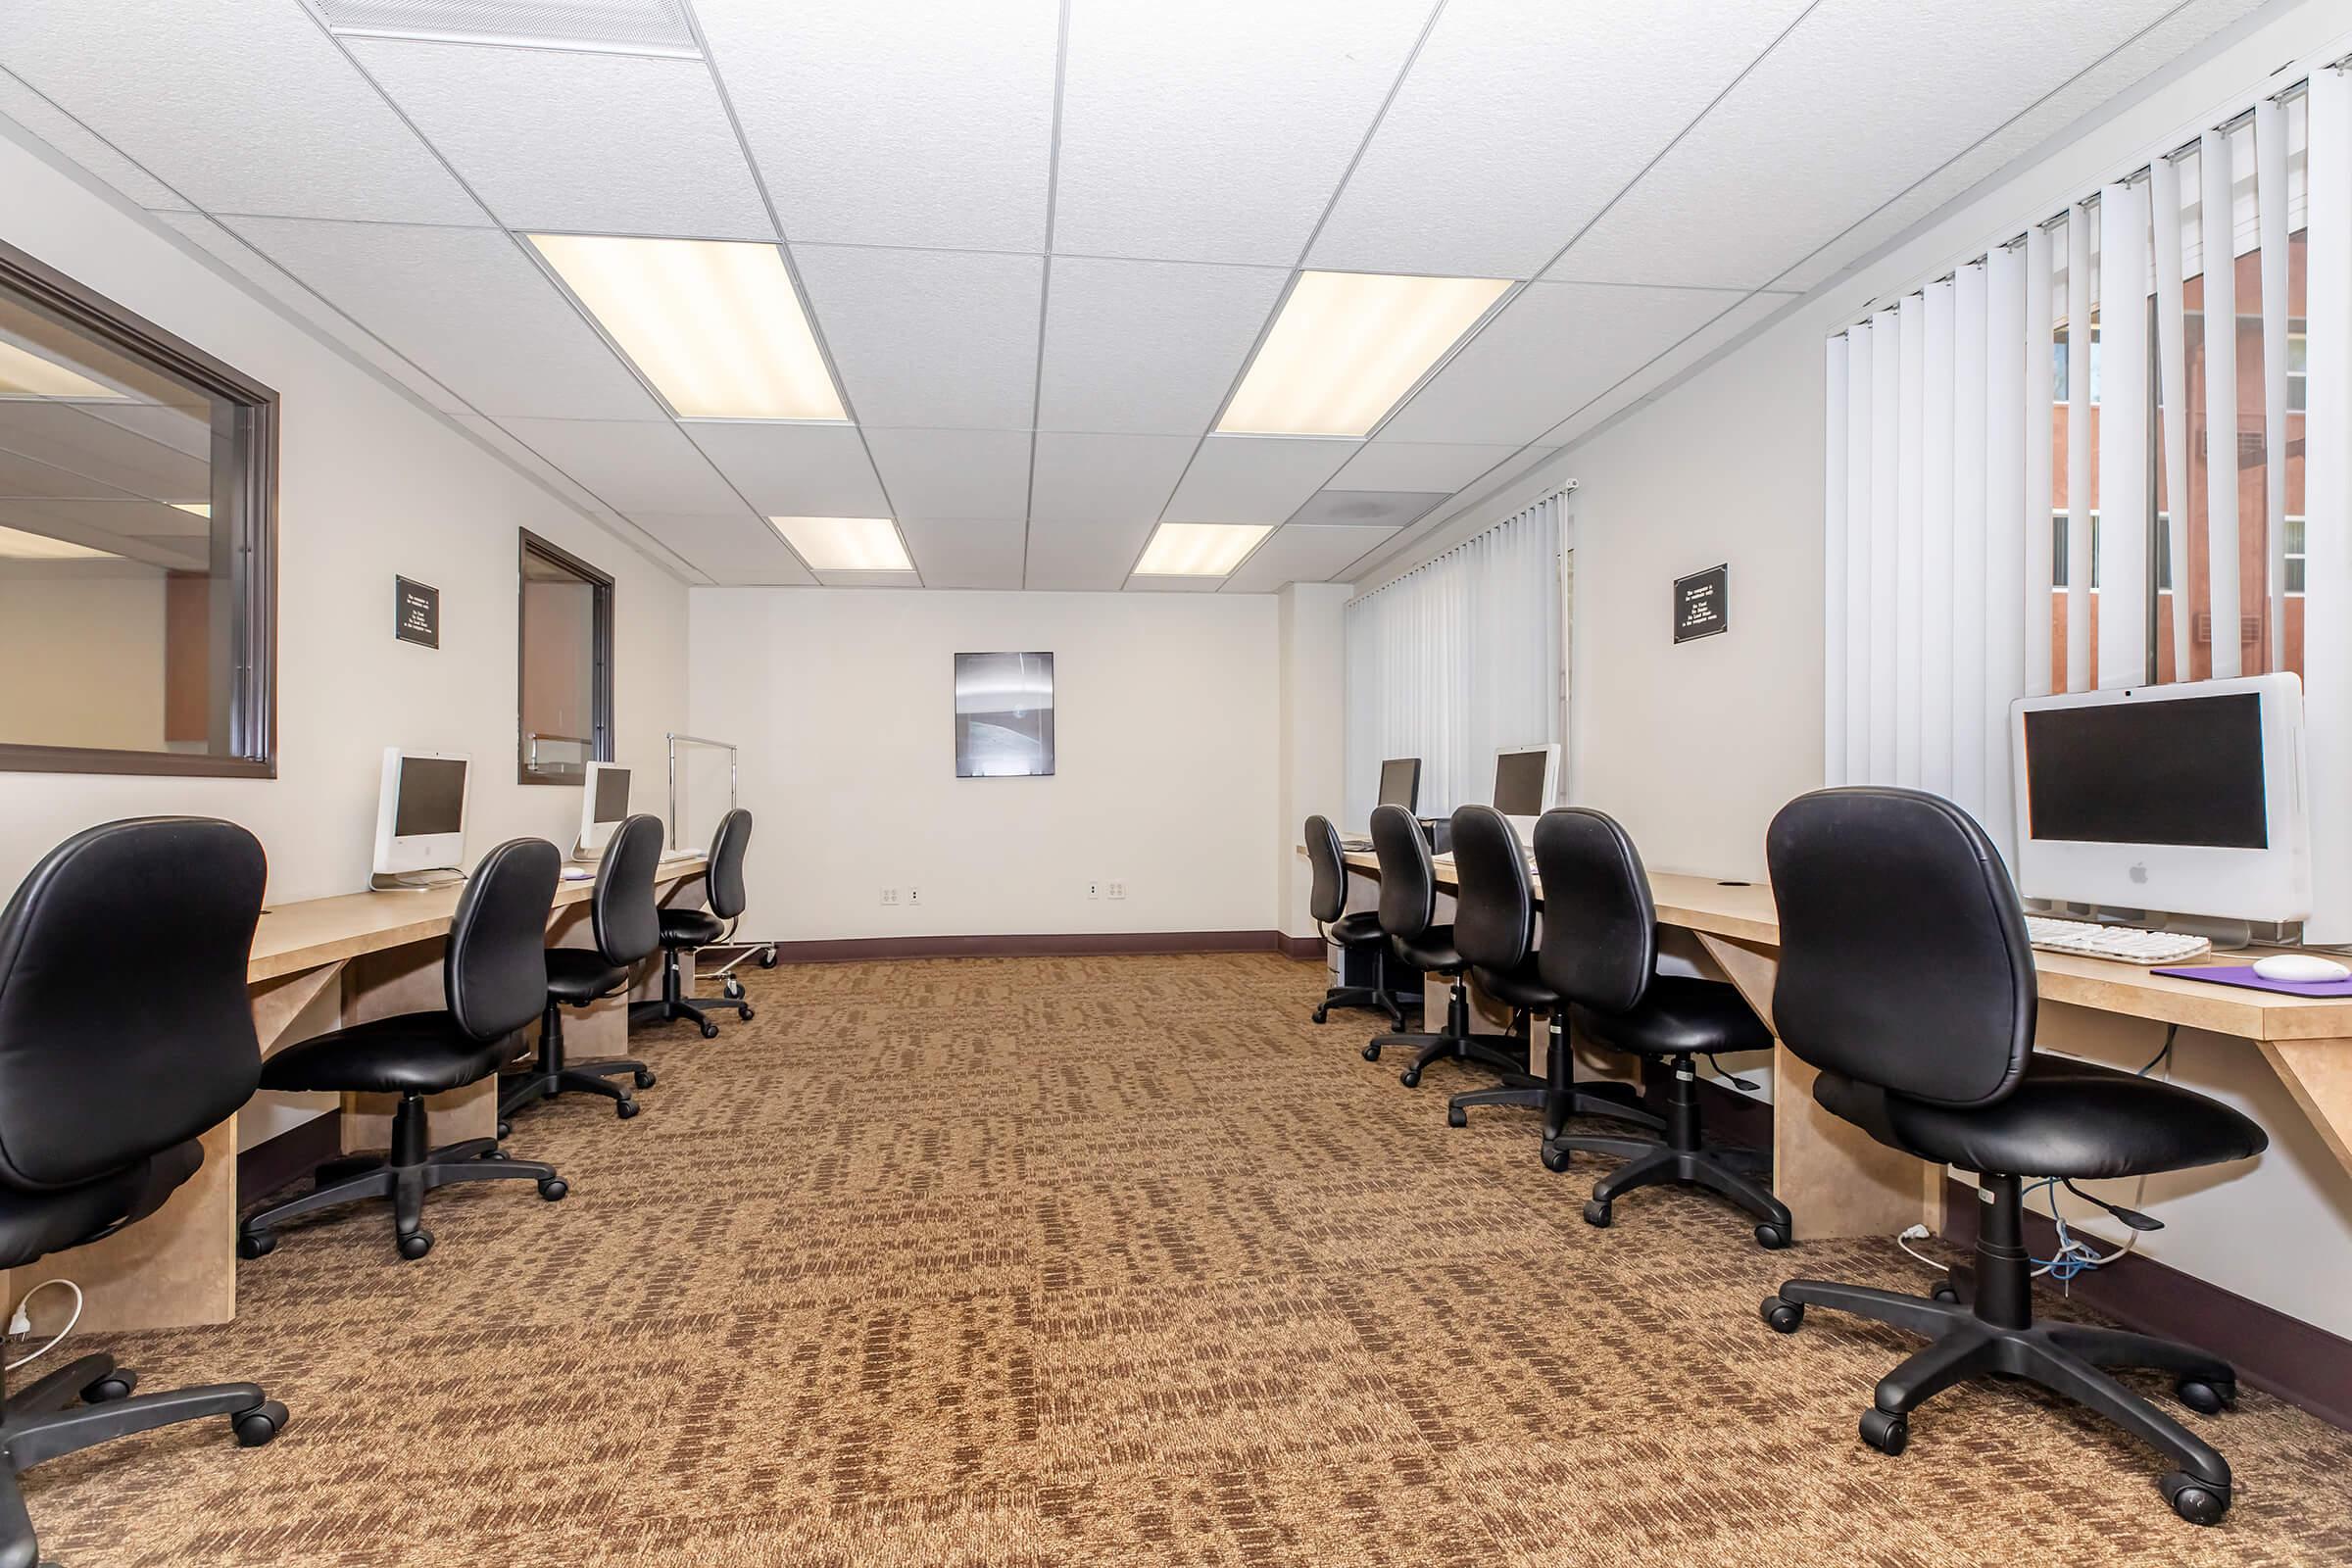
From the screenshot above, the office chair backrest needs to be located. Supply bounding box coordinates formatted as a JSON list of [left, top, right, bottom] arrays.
[[1766, 787, 2036, 1108], [445, 837, 562, 1044], [1448, 805, 1534, 975], [593, 813, 663, 964], [1532, 808, 1656, 1015], [1369, 804, 1436, 941], [1304, 815, 1348, 926], [707, 808, 753, 920], [0, 817, 264, 1191]]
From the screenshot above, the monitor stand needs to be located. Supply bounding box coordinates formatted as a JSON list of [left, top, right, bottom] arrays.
[[370, 866, 465, 892]]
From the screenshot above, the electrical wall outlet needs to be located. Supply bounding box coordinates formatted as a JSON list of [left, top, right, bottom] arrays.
[[1107, 881, 1127, 901], [906, 887, 921, 906], [1088, 881, 1100, 899], [880, 888, 899, 906]]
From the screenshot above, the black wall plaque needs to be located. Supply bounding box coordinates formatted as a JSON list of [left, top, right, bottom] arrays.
[[396, 576, 440, 649], [1673, 564, 1728, 644]]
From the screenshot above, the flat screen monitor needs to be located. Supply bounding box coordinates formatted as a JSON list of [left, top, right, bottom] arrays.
[[1377, 758, 1421, 811], [1493, 744, 1559, 831], [579, 761, 630, 854], [372, 749, 468, 877], [2011, 673, 2309, 921]]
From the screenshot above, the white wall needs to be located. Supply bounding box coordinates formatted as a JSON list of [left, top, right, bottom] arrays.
[[0, 124, 692, 905], [689, 587, 1287, 941], [1278, 582, 1350, 938]]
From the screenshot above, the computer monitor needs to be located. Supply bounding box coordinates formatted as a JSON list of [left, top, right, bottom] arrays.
[[578, 761, 630, 856], [2010, 673, 2310, 923], [1376, 758, 1422, 812], [371, 748, 468, 881], [1493, 743, 1561, 835]]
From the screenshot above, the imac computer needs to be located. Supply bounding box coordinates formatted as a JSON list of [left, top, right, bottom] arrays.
[[2010, 673, 2310, 933], [576, 762, 631, 858], [1493, 743, 1561, 838], [370, 749, 469, 890], [1377, 758, 1422, 812]]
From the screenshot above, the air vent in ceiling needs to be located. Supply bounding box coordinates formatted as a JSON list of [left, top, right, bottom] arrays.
[[1286, 489, 1451, 530], [312, 0, 699, 57]]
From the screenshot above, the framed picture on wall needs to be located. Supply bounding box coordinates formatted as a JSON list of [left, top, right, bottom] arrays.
[[954, 652, 1055, 778]]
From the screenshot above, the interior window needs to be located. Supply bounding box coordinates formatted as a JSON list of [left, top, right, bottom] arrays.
[[517, 530, 612, 784]]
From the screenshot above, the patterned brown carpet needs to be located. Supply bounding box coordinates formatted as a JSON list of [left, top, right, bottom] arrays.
[[23, 953, 2352, 1565]]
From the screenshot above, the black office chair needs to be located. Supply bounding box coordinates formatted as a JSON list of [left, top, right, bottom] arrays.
[[1532, 807, 1793, 1248], [1361, 804, 1528, 1089], [633, 809, 755, 1040], [1442, 806, 1665, 1137], [1757, 787, 2264, 1524], [1304, 814, 1407, 1029], [0, 819, 287, 1568], [240, 838, 570, 1261], [499, 813, 662, 1131]]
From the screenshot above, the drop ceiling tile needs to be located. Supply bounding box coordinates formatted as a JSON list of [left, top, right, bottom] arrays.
[[682, 422, 887, 516], [1285, 489, 1447, 529], [693, 0, 1057, 251], [0, 1, 481, 223], [347, 41, 773, 239], [1223, 523, 1397, 592], [1037, 258, 1289, 434], [0, 69, 189, 210], [629, 511, 814, 584], [1308, 0, 1813, 278], [790, 245, 1042, 429], [816, 568, 922, 587], [1537, 292, 1790, 447], [0, 403, 210, 502], [221, 217, 659, 419], [1023, 514, 1153, 592], [1330, 440, 1526, 493], [1544, 0, 2192, 290], [1053, 0, 1434, 265], [901, 516, 1026, 589], [1377, 281, 1740, 446], [1161, 436, 1356, 524], [1027, 432, 1197, 524], [450, 414, 620, 516], [862, 428, 1033, 519], [495, 418, 745, 512]]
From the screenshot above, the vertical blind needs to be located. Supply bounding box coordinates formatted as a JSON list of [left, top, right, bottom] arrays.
[[1828, 52, 2350, 937], [1344, 495, 1563, 826]]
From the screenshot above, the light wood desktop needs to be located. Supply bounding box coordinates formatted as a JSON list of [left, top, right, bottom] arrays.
[[1309, 845, 2352, 1243], [1, 858, 711, 1336]]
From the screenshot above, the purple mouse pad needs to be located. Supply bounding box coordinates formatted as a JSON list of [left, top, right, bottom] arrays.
[[2150, 963, 2352, 998]]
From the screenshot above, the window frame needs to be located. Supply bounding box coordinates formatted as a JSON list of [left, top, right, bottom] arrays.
[[515, 528, 613, 787], [0, 236, 278, 780]]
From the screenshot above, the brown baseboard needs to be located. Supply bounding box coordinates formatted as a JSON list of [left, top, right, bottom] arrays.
[[1941, 1175, 2352, 1433], [236, 1112, 339, 1207], [1280, 934, 1325, 960], [749, 930, 1308, 963]]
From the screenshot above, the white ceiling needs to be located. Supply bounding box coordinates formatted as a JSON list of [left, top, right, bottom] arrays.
[[0, 0, 2271, 592]]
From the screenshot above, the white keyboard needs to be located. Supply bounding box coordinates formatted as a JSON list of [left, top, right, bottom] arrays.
[[2024, 915, 2211, 965]]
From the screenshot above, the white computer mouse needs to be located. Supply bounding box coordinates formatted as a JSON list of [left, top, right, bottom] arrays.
[[2251, 953, 2351, 983]]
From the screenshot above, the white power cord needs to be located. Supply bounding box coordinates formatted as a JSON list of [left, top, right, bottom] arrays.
[[1895, 1222, 1943, 1271], [6, 1279, 83, 1371]]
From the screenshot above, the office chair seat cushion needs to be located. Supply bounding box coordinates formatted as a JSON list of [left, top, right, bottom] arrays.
[[0, 1139, 201, 1271], [658, 908, 727, 948], [1328, 911, 1385, 947], [1390, 926, 1462, 974], [1472, 957, 1557, 1012], [1571, 974, 1771, 1059], [1814, 1053, 2269, 1180], [545, 947, 631, 1005], [260, 1012, 515, 1097]]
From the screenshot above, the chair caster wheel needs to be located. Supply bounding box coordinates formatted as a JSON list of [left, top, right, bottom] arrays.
[[615, 1098, 641, 1119], [1583, 1199, 1611, 1228], [482, 1148, 512, 1160], [1398, 1067, 1421, 1088], [758, 948, 778, 969], [497, 1119, 512, 1141], [1932, 1281, 1961, 1303], [237, 1229, 276, 1260], [724, 976, 746, 1001], [2177, 1377, 2235, 1415], [1446, 1104, 1467, 1128], [1361, 1043, 1383, 1062], [1859, 1408, 1908, 1455], [634, 1068, 657, 1089], [738, 1004, 754, 1021], [1753, 1221, 1790, 1250], [397, 1229, 434, 1260], [1311, 1005, 1328, 1024], [231, 1400, 288, 1447], [1540, 1142, 1571, 1173], [700, 1019, 720, 1039], [2160, 1472, 2230, 1525], [538, 1176, 568, 1200], [1760, 1295, 1803, 1334], [82, 1370, 136, 1403]]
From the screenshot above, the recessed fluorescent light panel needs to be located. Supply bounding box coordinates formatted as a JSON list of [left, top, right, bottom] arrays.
[[529, 235, 847, 421], [0, 524, 117, 561], [1134, 522, 1271, 578], [0, 339, 122, 400], [172, 503, 212, 518], [768, 516, 910, 572], [1218, 271, 1511, 438], [314, 0, 700, 57]]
